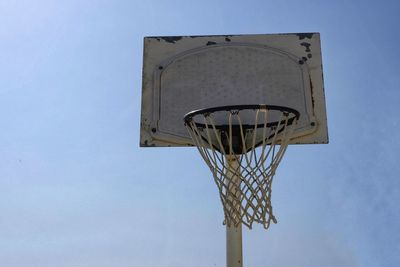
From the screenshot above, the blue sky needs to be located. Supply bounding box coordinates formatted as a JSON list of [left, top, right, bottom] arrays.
[[0, 0, 399, 266]]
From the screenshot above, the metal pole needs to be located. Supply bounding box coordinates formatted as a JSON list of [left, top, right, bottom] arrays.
[[226, 156, 243, 267]]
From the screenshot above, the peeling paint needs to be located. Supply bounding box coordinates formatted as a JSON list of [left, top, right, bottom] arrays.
[[300, 42, 311, 52], [309, 75, 315, 110], [156, 37, 183, 44], [143, 140, 156, 147], [297, 33, 314, 40]]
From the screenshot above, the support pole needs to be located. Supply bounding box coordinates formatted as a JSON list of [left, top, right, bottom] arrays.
[[226, 222, 242, 267], [226, 156, 243, 267]]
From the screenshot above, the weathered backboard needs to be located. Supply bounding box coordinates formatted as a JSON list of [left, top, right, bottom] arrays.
[[140, 33, 328, 147]]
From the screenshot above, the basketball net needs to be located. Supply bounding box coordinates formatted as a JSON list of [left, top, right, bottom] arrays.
[[185, 106, 298, 229]]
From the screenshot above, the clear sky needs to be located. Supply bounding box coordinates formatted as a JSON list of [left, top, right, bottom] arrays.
[[1, 0, 399, 266]]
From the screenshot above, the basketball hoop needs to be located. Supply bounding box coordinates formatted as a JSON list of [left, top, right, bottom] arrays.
[[184, 105, 299, 229], [140, 33, 328, 267]]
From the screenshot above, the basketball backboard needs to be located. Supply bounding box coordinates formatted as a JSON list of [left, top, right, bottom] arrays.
[[140, 33, 328, 147]]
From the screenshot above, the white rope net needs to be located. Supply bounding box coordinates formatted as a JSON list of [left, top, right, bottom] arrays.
[[185, 106, 298, 229]]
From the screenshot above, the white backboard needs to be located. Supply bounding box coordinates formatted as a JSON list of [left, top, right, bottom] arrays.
[[140, 33, 328, 147]]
